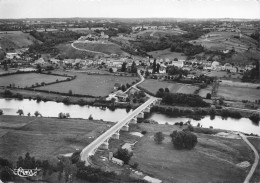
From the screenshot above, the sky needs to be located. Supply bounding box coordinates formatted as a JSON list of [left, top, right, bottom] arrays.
[[0, 0, 259, 19]]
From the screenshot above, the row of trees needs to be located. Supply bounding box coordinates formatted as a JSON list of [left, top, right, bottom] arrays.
[[156, 89, 210, 107]]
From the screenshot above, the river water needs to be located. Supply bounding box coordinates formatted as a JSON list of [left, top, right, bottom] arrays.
[[0, 98, 259, 135]]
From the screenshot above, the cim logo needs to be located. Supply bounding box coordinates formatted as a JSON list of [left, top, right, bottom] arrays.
[[11, 167, 41, 178]]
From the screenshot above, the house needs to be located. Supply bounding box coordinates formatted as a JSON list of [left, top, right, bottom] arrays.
[[114, 90, 128, 102], [106, 90, 128, 102], [143, 176, 162, 183], [211, 61, 220, 70], [169, 60, 184, 68], [223, 63, 233, 71], [111, 157, 124, 166], [34, 58, 46, 66], [6, 52, 20, 59]]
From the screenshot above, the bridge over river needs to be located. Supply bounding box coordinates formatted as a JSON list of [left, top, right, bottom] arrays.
[[80, 96, 160, 165]]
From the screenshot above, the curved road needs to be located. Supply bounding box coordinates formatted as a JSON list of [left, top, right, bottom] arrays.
[[240, 133, 259, 183], [71, 41, 107, 55]]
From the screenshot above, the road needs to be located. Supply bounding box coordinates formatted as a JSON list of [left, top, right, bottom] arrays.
[[71, 41, 107, 55], [80, 97, 157, 164], [124, 69, 145, 94], [240, 133, 260, 183]]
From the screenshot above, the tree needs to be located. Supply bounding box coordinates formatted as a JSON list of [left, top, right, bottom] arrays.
[[121, 62, 127, 72], [68, 90, 73, 96], [156, 63, 160, 73], [154, 132, 164, 144], [165, 88, 170, 93], [16, 109, 24, 116], [109, 68, 113, 73], [121, 85, 126, 92], [36, 64, 42, 73], [0, 109, 3, 115], [152, 59, 157, 73], [34, 111, 41, 117], [174, 58, 178, 61], [114, 148, 133, 164], [170, 130, 197, 150], [131, 61, 137, 73], [206, 93, 211, 99]]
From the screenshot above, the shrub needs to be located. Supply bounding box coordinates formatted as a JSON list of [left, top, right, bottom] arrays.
[[130, 162, 139, 169], [62, 97, 70, 104], [88, 114, 93, 120], [34, 111, 41, 117], [16, 109, 24, 116], [0, 109, 3, 115], [154, 132, 164, 144], [16, 93, 23, 100], [114, 148, 133, 164], [141, 130, 147, 135], [249, 113, 260, 123], [206, 93, 211, 99], [3, 89, 12, 97]]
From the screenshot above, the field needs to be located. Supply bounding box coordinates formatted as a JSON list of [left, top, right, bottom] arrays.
[[217, 85, 260, 102], [191, 31, 258, 53], [73, 41, 128, 56], [0, 31, 40, 50], [132, 123, 253, 183], [56, 43, 99, 59], [37, 73, 138, 96], [133, 29, 187, 38], [247, 137, 260, 182], [0, 73, 68, 88], [148, 48, 187, 60], [0, 115, 110, 164], [139, 79, 198, 95]]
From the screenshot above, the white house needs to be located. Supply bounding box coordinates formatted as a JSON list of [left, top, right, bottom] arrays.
[[111, 157, 124, 166], [169, 60, 184, 68]]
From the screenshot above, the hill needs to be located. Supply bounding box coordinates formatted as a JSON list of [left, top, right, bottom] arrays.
[[191, 31, 259, 53], [72, 41, 129, 56], [0, 31, 40, 50]]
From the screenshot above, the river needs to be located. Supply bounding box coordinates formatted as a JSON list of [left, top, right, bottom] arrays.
[[0, 98, 259, 135]]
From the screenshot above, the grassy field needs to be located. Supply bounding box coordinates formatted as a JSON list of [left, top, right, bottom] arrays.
[[217, 85, 260, 102], [247, 137, 260, 182], [0, 31, 40, 50], [56, 43, 99, 59], [133, 29, 186, 38], [139, 79, 198, 95], [131, 124, 253, 183], [37, 73, 138, 96], [0, 73, 68, 88], [0, 115, 109, 164], [73, 41, 128, 56], [148, 48, 187, 60]]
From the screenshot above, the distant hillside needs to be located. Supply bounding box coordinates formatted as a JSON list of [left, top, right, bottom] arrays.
[[191, 31, 259, 53], [0, 31, 40, 50]]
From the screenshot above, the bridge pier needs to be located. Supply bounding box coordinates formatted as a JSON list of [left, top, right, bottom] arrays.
[[111, 130, 120, 139], [137, 112, 144, 118], [144, 106, 150, 113], [121, 124, 129, 131], [130, 117, 137, 124], [99, 139, 109, 150]]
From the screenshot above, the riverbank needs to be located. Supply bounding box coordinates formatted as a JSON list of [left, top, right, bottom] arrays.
[[149, 104, 260, 123]]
